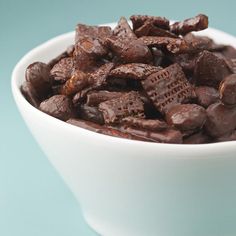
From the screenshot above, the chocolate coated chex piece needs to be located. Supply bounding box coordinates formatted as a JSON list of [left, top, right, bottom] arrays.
[[130, 15, 170, 30], [86, 90, 125, 106], [79, 104, 105, 125], [119, 125, 182, 143], [216, 130, 236, 142], [183, 131, 211, 144], [99, 91, 145, 124], [88, 62, 114, 89], [39, 95, 74, 121], [106, 36, 153, 63], [139, 36, 189, 54], [114, 17, 137, 39], [170, 14, 208, 35], [134, 20, 177, 38], [67, 118, 142, 140], [194, 50, 232, 88], [50, 57, 74, 83], [109, 63, 162, 80], [142, 63, 195, 114], [75, 24, 112, 43], [122, 117, 168, 131]]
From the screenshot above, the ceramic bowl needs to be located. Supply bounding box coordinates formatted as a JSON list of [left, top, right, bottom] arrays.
[[12, 23, 236, 236]]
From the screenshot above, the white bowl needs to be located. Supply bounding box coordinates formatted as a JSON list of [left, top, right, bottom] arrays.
[[12, 23, 236, 236]]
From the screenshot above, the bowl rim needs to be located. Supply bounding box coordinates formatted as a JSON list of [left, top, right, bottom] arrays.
[[11, 22, 236, 153]]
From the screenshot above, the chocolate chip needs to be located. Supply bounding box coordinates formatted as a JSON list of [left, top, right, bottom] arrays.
[[39, 95, 74, 121], [166, 104, 206, 131], [219, 74, 236, 106], [205, 102, 236, 137], [170, 14, 208, 35], [195, 86, 220, 108], [99, 91, 144, 124], [25, 62, 51, 99], [142, 63, 195, 114]]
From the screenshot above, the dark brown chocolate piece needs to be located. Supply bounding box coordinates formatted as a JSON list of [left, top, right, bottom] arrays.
[[216, 130, 236, 142], [183, 131, 211, 144], [67, 118, 142, 140], [221, 46, 236, 59], [134, 20, 177, 38], [20, 81, 40, 107], [79, 104, 104, 124], [50, 57, 74, 83], [130, 15, 170, 31], [39, 95, 74, 121], [122, 117, 168, 131], [195, 86, 220, 108], [205, 102, 236, 137], [106, 36, 153, 63], [61, 70, 88, 96], [194, 50, 231, 88], [25, 62, 51, 99], [119, 126, 182, 143], [113, 17, 137, 39], [142, 63, 195, 114], [86, 90, 125, 106], [75, 24, 112, 43], [109, 63, 162, 80], [166, 104, 206, 131], [219, 74, 236, 105], [170, 14, 208, 35], [99, 91, 144, 124], [139, 36, 190, 54]]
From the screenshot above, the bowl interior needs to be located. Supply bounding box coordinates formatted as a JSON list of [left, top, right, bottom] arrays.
[[11, 22, 236, 151]]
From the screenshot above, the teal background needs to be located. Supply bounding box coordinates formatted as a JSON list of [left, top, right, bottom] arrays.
[[1, 0, 236, 235]]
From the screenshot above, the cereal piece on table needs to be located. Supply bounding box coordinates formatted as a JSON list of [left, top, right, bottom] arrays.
[[134, 20, 177, 38], [170, 14, 208, 35], [39, 95, 74, 121], [166, 104, 207, 131], [86, 90, 125, 106], [130, 15, 170, 31], [25, 62, 51, 100], [105, 36, 153, 63], [20, 81, 40, 107], [61, 70, 88, 96], [122, 117, 168, 131], [113, 17, 137, 40], [204, 102, 236, 138], [99, 91, 145, 124], [142, 63, 195, 114], [219, 74, 236, 105], [50, 57, 74, 83], [194, 50, 232, 88], [109, 63, 162, 80], [195, 86, 220, 108], [79, 104, 105, 125]]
